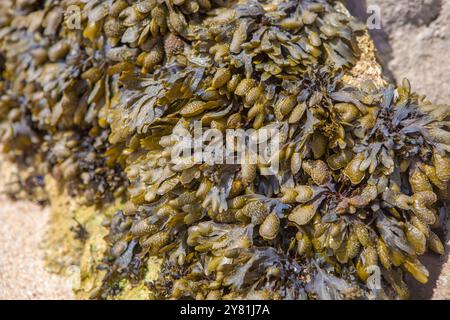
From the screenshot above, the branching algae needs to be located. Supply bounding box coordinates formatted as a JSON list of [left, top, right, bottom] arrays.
[[0, 0, 448, 300]]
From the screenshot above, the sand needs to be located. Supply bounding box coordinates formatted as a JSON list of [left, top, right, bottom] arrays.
[[0, 195, 74, 300]]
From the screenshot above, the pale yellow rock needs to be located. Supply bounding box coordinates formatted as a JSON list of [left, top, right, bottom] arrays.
[[41, 172, 166, 299], [343, 31, 387, 89]]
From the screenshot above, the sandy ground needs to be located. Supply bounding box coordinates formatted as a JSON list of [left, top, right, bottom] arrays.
[[0, 195, 74, 300]]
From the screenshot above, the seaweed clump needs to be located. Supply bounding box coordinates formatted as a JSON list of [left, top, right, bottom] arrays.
[[0, 0, 449, 300]]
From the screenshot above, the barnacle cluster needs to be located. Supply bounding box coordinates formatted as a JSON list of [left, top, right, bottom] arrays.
[[0, 0, 449, 300]]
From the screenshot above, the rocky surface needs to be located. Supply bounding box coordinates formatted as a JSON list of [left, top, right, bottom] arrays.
[[347, 0, 450, 104]]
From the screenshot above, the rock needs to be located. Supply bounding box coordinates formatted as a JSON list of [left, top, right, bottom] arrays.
[[347, 0, 450, 104]]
